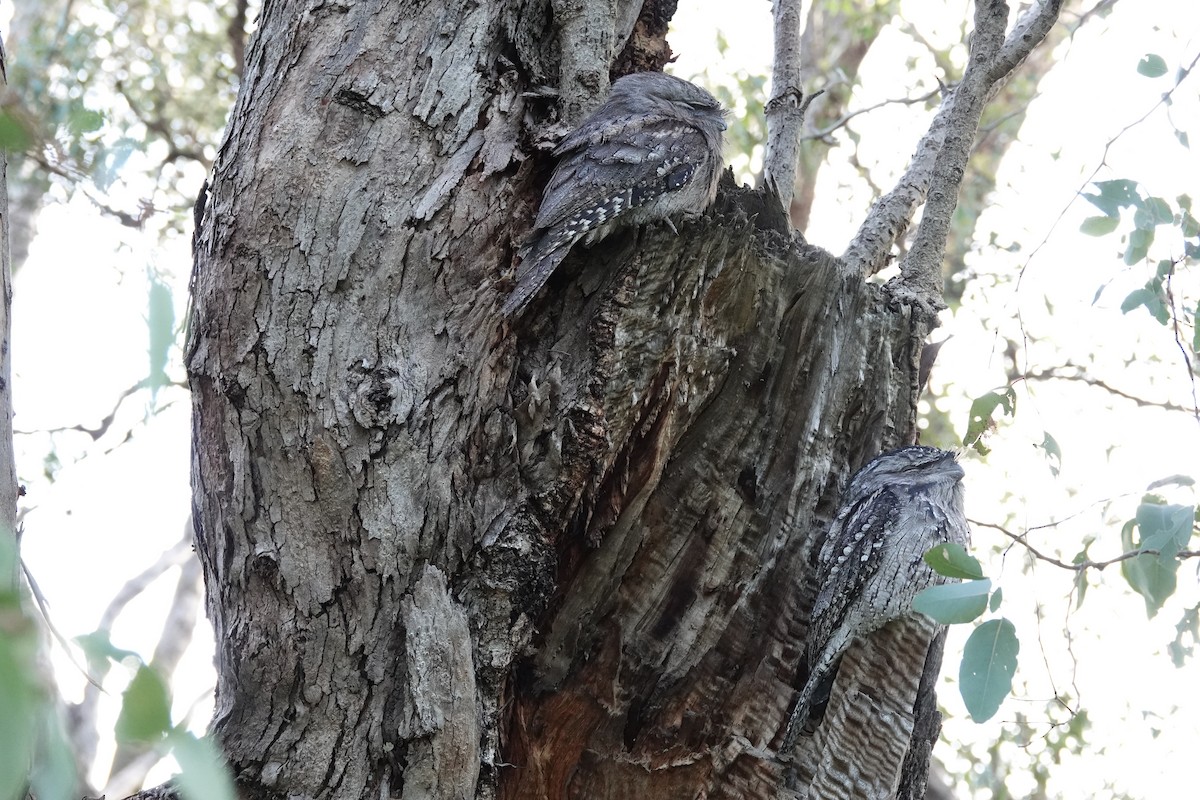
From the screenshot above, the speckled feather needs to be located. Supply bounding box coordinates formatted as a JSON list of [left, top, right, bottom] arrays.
[[781, 446, 969, 749], [503, 72, 726, 317]]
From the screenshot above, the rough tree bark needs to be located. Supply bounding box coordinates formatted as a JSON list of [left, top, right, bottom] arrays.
[[182, 1, 1061, 799]]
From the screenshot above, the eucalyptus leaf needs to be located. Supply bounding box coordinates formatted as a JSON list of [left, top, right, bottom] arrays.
[[960, 618, 1020, 722], [913, 579, 991, 624], [169, 730, 237, 800], [923, 542, 985, 580]]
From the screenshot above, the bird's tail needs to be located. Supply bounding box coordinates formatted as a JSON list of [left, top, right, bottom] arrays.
[[502, 235, 571, 317]]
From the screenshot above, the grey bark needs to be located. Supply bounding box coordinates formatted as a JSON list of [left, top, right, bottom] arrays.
[[764, 0, 805, 216], [180, 2, 1063, 799]]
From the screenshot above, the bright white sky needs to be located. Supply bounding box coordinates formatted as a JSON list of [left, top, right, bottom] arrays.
[[8, 0, 1200, 796]]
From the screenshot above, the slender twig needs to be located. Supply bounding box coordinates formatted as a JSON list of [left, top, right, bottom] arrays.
[[971, 518, 1200, 572], [1164, 271, 1200, 421], [802, 87, 943, 141], [1025, 366, 1195, 414], [20, 559, 103, 689]]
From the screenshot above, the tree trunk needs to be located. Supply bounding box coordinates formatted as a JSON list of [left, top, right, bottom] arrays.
[[185, 1, 1060, 798]]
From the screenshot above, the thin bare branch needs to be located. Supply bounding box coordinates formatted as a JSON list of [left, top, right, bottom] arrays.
[[802, 87, 943, 142], [1164, 272, 1200, 422], [20, 559, 102, 689], [972, 518, 1200, 572], [1026, 365, 1196, 414]]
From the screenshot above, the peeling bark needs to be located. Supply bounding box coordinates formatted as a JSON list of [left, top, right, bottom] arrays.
[[180, 2, 1064, 799]]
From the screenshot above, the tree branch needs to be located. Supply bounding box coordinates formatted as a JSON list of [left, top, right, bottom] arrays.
[[971, 518, 1200, 572], [842, 0, 1063, 290], [228, 0, 249, 80], [802, 87, 943, 142], [764, 0, 804, 219], [1026, 365, 1196, 414]]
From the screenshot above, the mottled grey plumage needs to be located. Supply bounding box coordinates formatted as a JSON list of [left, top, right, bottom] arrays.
[[502, 71, 727, 317], [781, 446, 969, 749]]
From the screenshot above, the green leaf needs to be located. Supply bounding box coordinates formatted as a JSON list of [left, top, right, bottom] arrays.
[[168, 730, 237, 800], [1194, 302, 1200, 354], [1120, 519, 1177, 618], [1041, 431, 1062, 476], [1082, 179, 1139, 217], [0, 612, 39, 800], [75, 630, 142, 666], [960, 618, 1019, 723], [1120, 286, 1169, 324], [913, 579, 991, 624], [1182, 211, 1200, 238], [1135, 197, 1174, 228], [0, 111, 34, 151], [1072, 542, 1092, 608], [67, 107, 105, 135], [92, 139, 138, 192], [1124, 226, 1154, 264], [115, 665, 172, 744], [30, 711, 76, 800], [989, 586, 1003, 612], [1168, 604, 1199, 668], [1079, 215, 1119, 236], [924, 542, 985, 580], [1136, 502, 1194, 562], [1147, 474, 1196, 490], [148, 274, 175, 398], [1137, 53, 1168, 77], [963, 386, 1016, 455]]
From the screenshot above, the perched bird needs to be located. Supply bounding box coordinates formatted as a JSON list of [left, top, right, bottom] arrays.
[[781, 446, 969, 748], [502, 71, 727, 317]]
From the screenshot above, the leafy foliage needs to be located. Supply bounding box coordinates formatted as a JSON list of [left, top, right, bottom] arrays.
[[703, 32, 768, 183], [5, 0, 248, 240], [917, 542, 1014, 721], [1082, 179, 1199, 339]]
